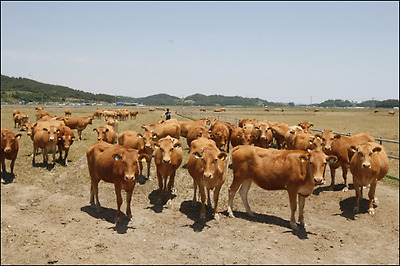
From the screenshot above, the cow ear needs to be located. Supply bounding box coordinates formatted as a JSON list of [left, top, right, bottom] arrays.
[[315, 134, 322, 139], [15, 133, 22, 139], [194, 152, 201, 159], [112, 154, 121, 161], [93, 128, 98, 133], [138, 134, 143, 138], [372, 147, 382, 154], [174, 141, 181, 149], [333, 134, 341, 140], [58, 137, 62, 141], [350, 145, 357, 153], [327, 155, 337, 164], [218, 152, 228, 161], [71, 137, 75, 141], [43, 128, 48, 132], [299, 155, 309, 163], [56, 129, 60, 133]]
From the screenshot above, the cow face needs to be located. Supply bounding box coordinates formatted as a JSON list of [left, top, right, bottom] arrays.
[[43, 126, 60, 142], [307, 150, 337, 184], [1, 131, 21, 153], [193, 147, 227, 180], [351, 143, 382, 169], [321, 130, 335, 152], [156, 137, 181, 164], [112, 148, 140, 181]]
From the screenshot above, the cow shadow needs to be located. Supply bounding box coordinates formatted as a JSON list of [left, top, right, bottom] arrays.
[[338, 196, 374, 220], [1, 172, 15, 184], [179, 200, 214, 232], [32, 161, 56, 170], [137, 174, 150, 185], [80, 205, 134, 234], [313, 183, 354, 196], [219, 210, 312, 240], [146, 189, 177, 213]]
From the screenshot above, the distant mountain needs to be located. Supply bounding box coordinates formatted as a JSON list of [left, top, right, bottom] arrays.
[[1, 74, 398, 107]]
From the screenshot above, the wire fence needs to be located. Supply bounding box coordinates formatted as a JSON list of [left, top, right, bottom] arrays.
[[176, 110, 399, 160]]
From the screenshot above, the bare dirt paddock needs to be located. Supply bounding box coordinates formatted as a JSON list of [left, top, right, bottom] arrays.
[[1, 105, 399, 265]]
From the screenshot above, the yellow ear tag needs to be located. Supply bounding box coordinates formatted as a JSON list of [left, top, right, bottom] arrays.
[[141, 158, 147, 162], [300, 157, 307, 163]]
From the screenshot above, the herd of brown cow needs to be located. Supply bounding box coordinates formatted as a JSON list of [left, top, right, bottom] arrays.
[[1, 107, 390, 232]]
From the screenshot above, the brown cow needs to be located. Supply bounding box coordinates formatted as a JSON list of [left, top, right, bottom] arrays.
[[32, 123, 60, 165], [1, 128, 22, 175], [64, 108, 72, 117], [213, 108, 226, 112], [129, 110, 139, 119], [270, 122, 290, 149], [230, 126, 253, 148], [142, 121, 180, 142], [187, 138, 228, 220], [298, 121, 313, 134], [349, 142, 389, 215], [227, 146, 337, 231], [92, 109, 103, 119], [118, 130, 155, 178], [374, 109, 379, 114], [284, 125, 303, 150], [251, 122, 273, 148], [291, 131, 315, 151], [86, 141, 148, 224], [179, 119, 207, 138], [154, 136, 183, 204], [106, 118, 119, 133], [314, 109, 320, 113], [13, 113, 29, 130], [60, 116, 93, 140], [186, 124, 210, 148], [56, 125, 75, 166], [93, 125, 116, 144], [388, 111, 395, 115], [200, 108, 206, 112], [210, 121, 234, 152], [35, 109, 51, 121], [321, 130, 375, 191]]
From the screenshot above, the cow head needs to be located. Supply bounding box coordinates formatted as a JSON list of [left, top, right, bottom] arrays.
[[155, 137, 181, 164], [193, 147, 227, 180], [43, 126, 60, 142], [350, 143, 383, 169], [305, 150, 337, 185], [112, 148, 141, 181], [1, 131, 22, 153]]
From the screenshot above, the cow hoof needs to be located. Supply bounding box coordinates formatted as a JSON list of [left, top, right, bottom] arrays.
[[368, 208, 375, 215], [200, 214, 206, 220], [342, 187, 349, 192], [291, 224, 299, 231], [247, 211, 255, 217], [166, 199, 172, 205], [214, 213, 220, 221], [373, 198, 379, 205], [353, 207, 359, 213]]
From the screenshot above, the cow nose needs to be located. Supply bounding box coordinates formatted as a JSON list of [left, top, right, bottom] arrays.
[[324, 146, 331, 151], [362, 163, 371, 169], [163, 159, 171, 164], [314, 176, 325, 185], [203, 173, 212, 179], [124, 175, 135, 181], [261, 135, 266, 139], [145, 144, 152, 148], [49, 137, 55, 141], [4, 148, 11, 153], [97, 137, 102, 141]]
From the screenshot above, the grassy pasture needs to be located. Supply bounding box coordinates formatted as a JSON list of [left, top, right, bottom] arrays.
[[1, 104, 398, 187]]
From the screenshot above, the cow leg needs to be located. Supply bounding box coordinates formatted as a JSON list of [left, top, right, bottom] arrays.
[[32, 145, 37, 164], [341, 163, 349, 192], [368, 180, 378, 215], [43, 148, 48, 164], [139, 160, 143, 175], [92, 180, 102, 213], [329, 164, 336, 190], [207, 188, 211, 207], [64, 149, 69, 166], [192, 179, 198, 206], [114, 183, 123, 224], [78, 130, 82, 141], [239, 179, 254, 217], [298, 194, 306, 227], [199, 183, 207, 219], [227, 177, 243, 218], [1, 157, 6, 173], [157, 171, 163, 203], [288, 190, 299, 230], [10, 158, 16, 174], [126, 188, 133, 220], [213, 185, 223, 221], [166, 172, 176, 205], [146, 159, 151, 178], [353, 177, 361, 213]]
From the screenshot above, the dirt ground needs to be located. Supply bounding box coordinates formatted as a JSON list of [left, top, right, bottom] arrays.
[[1, 153, 399, 265]]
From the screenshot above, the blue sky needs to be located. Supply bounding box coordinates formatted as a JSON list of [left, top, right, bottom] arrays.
[[1, 1, 399, 104]]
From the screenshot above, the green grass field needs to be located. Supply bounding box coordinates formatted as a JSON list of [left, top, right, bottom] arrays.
[[1, 104, 398, 186]]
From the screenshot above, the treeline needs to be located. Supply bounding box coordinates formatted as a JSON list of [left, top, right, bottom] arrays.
[[1, 75, 398, 108], [1, 75, 117, 103]]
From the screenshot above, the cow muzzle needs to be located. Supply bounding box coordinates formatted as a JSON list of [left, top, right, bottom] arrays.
[[314, 176, 325, 185], [203, 173, 213, 179], [124, 175, 136, 181], [4, 148, 11, 153], [362, 163, 371, 169]]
